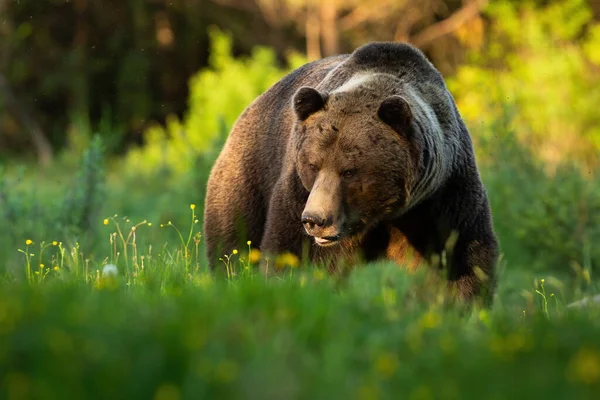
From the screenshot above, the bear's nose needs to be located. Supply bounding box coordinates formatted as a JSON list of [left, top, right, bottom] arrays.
[[301, 212, 326, 229]]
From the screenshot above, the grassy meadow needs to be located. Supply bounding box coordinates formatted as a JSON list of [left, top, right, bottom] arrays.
[[1, 127, 600, 400], [3, 4, 600, 397]]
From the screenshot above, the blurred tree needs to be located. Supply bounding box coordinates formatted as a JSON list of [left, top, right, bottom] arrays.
[[1, 0, 598, 163]]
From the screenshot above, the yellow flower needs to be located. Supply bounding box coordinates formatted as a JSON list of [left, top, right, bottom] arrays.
[[375, 353, 399, 378], [54, 266, 59, 271], [419, 310, 442, 330], [275, 252, 300, 269], [40, 264, 45, 269], [567, 348, 600, 385], [52, 241, 58, 246], [190, 204, 196, 210], [232, 249, 238, 255], [147, 222, 152, 227], [247, 240, 251, 246], [249, 249, 262, 264], [103, 219, 109, 225], [313, 269, 325, 281], [25, 239, 33, 246]]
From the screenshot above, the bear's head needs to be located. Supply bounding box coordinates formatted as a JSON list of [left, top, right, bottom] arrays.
[[292, 80, 424, 247]]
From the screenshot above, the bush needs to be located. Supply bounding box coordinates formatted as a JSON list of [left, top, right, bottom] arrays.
[[448, 0, 600, 171]]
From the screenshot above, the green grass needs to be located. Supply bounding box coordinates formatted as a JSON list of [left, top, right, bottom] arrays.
[[1, 210, 600, 400], [1, 133, 600, 399]]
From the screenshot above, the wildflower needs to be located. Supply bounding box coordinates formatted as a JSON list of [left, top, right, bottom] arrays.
[[194, 219, 199, 223], [419, 310, 441, 330], [566, 348, 600, 385], [232, 249, 238, 255], [103, 219, 109, 225], [249, 249, 261, 264], [52, 241, 58, 246], [147, 223, 152, 227], [247, 240, 251, 246], [375, 353, 398, 378], [154, 384, 180, 400], [25, 239, 33, 246], [275, 252, 300, 269], [313, 269, 325, 281], [102, 264, 118, 277], [40, 264, 45, 269], [190, 204, 196, 210], [54, 266, 59, 271]]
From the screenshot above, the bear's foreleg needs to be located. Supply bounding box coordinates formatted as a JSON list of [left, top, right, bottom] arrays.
[[259, 178, 307, 266]]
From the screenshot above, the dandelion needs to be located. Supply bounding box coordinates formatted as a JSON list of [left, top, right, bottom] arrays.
[[249, 249, 261, 264], [190, 204, 196, 210], [247, 240, 251, 246], [103, 219, 109, 225], [232, 249, 238, 255], [39, 264, 45, 269], [52, 241, 58, 246], [275, 252, 300, 269], [54, 266, 59, 271], [25, 239, 33, 246]]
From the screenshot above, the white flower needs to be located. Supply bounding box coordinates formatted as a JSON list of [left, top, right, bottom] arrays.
[[102, 264, 118, 277]]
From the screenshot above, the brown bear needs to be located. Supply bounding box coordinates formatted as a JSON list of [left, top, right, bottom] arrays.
[[203, 42, 499, 302]]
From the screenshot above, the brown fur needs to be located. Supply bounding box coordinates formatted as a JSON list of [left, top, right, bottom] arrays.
[[203, 42, 499, 304]]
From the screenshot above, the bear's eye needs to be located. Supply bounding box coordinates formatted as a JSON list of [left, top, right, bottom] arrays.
[[342, 169, 356, 179], [309, 164, 318, 172]]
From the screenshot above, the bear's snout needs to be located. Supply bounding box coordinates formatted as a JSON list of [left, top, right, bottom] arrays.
[[301, 172, 343, 245]]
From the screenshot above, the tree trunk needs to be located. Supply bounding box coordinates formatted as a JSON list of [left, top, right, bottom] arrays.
[[0, 73, 53, 165], [305, 2, 321, 61], [320, 0, 338, 56]]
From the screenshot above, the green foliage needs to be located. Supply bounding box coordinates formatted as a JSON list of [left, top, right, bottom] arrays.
[[448, 0, 600, 169], [124, 28, 307, 177], [60, 135, 106, 239], [480, 130, 600, 276], [0, 137, 107, 277]]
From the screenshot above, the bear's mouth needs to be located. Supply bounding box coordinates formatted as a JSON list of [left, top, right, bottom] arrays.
[[314, 236, 340, 247]]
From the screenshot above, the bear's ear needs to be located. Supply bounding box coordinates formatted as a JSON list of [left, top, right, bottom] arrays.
[[377, 95, 413, 135], [293, 87, 327, 121]]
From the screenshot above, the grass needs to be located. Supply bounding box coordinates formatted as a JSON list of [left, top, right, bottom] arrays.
[[1, 205, 600, 400]]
